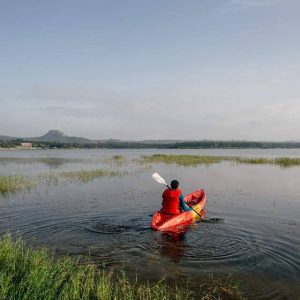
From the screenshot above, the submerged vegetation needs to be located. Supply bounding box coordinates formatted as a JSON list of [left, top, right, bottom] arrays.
[[60, 169, 121, 183], [1, 154, 300, 196], [0, 168, 125, 195], [0, 234, 244, 300], [140, 154, 300, 168], [0, 157, 91, 165], [141, 154, 225, 166], [0, 175, 35, 195], [103, 155, 127, 165]]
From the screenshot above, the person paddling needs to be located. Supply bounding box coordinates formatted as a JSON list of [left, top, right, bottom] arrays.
[[161, 180, 192, 215]]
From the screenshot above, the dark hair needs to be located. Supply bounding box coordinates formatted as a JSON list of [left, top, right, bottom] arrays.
[[170, 180, 179, 189]]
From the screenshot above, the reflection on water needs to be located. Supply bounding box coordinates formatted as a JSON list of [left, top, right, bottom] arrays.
[[201, 217, 224, 223], [0, 149, 300, 299], [156, 232, 186, 263], [86, 222, 131, 234], [0, 157, 90, 168]]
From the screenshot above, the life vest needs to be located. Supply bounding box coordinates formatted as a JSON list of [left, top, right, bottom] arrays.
[[161, 188, 182, 215]]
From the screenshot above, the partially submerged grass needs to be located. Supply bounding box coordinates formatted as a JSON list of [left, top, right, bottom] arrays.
[[0, 175, 35, 195], [0, 168, 125, 196], [234, 157, 300, 167], [274, 157, 300, 167], [59, 169, 122, 183], [140, 154, 225, 166], [107, 155, 126, 163], [198, 275, 244, 300], [233, 157, 272, 165], [0, 233, 191, 300], [140, 154, 300, 168]]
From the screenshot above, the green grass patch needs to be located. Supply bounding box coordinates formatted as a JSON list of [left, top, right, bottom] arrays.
[[274, 157, 300, 167], [0, 233, 191, 300], [0, 168, 126, 197], [233, 157, 273, 165], [198, 275, 244, 300], [140, 154, 225, 166], [0, 234, 244, 300], [0, 175, 35, 195], [140, 154, 300, 168], [234, 157, 300, 167], [60, 169, 122, 183]]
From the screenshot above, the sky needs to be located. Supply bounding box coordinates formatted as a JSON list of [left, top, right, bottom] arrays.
[[0, 0, 300, 141]]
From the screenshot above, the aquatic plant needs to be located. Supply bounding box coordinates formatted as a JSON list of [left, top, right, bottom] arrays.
[[198, 275, 245, 300], [0, 175, 35, 195], [140, 154, 225, 166], [140, 154, 300, 168], [103, 155, 127, 165], [233, 157, 273, 165], [0, 234, 191, 300], [111, 155, 126, 163], [0, 167, 128, 197], [233, 157, 300, 167], [274, 157, 300, 167], [60, 168, 121, 183]]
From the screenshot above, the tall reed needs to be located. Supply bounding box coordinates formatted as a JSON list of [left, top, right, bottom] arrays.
[[0, 175, 35, 195]]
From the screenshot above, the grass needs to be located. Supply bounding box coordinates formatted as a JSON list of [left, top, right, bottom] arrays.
[[198, 275, 244, 300], [274, 157, 300, 167], [140, 154, 225, 166], [107, 155, 126, 163], [0, 175, 35, 195], [0, 234, 244, 300], [0, 233, 190, 300], [140, 154, 300, 168], [0, 168, 125, 195], [234, 157, 300, 167], [59, 169, 122, 183]]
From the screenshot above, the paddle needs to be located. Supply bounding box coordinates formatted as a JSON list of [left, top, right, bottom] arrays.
[[152, 172, 203, 219]]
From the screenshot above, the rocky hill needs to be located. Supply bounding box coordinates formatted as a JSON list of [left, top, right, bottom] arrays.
[[0, 130, 94, 144]]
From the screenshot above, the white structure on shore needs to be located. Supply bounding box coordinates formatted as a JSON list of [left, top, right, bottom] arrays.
[[20, 143, 33, 149]]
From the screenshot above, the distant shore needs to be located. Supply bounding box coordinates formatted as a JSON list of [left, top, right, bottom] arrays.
[[2, 142, 300, 150]]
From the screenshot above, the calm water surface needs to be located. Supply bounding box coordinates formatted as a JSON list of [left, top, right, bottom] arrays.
[[0, 149, 300, 299]]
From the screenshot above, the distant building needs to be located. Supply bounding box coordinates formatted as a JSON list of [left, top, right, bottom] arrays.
[[20, 142, 32, 148]]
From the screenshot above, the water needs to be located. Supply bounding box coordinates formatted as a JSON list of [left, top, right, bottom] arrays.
[[0, 149, 300, 299]]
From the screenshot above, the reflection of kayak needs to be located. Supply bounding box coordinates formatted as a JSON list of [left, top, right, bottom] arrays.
[[150, 189, 207, 232]]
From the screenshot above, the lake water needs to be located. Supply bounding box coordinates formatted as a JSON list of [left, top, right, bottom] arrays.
[[0, 149, 300, 299]]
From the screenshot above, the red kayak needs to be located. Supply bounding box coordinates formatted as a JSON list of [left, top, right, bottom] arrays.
[[150, 189, 207, 233]]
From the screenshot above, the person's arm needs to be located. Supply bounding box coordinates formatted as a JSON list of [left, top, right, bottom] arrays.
[[179, 194, 193, 211]]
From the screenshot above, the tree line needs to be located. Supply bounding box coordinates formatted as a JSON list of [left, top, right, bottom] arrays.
[[1, 140, 300, 149]]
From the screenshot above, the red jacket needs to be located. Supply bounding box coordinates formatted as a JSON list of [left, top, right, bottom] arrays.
[[161, 188, 182, 215]]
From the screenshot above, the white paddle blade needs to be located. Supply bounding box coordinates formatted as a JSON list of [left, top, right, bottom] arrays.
[[152, 173, 167, 185]]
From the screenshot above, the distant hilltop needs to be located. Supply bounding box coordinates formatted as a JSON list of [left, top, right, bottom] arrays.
[[0, 130, 93, 144], [1, 130, 300, 149], [30, 130, 93, 144]]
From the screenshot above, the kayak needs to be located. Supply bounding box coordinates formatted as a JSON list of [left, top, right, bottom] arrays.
[[150, 189, 207, 232]]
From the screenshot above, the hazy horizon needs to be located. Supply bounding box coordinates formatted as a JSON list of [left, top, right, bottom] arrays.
[[2, 128, 300, 143], [1, 0, 299, 140]]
